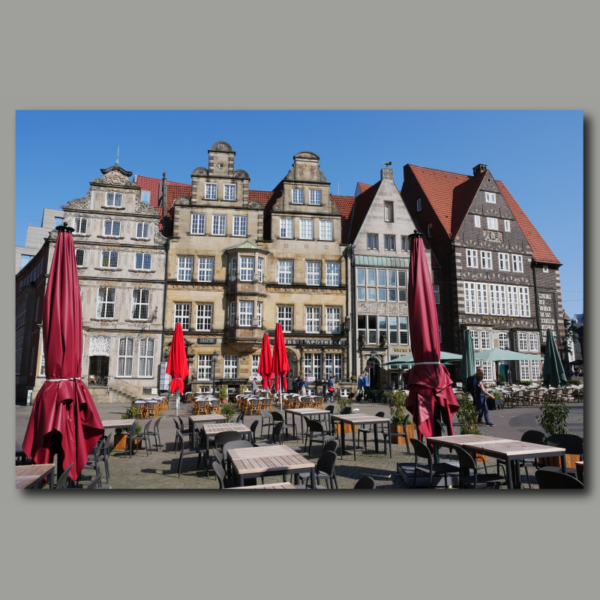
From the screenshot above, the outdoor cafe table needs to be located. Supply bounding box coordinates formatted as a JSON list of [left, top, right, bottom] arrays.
[[102, 419, 137, 457], [462, 439, 567, 489], [189, 414, 226, 446], [426, 434, 508, 463], [201, 423, 252, 457], [229, 482, 296, 490], [16, 464, 55, 489], [332, 414, 392, 461], [284, 408, 332, 449], [228, 445, 316, 488]]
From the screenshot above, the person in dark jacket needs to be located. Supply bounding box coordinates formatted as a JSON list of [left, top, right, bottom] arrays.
[[473, 370, 495, 427]]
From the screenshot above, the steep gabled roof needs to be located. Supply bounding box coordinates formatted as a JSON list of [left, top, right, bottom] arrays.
[[347, 181, 382, 244], [330, 194, 355, 243], [496, 180, 561, 265], [249, 190, 275, 207], [355, 182, 373, 196]]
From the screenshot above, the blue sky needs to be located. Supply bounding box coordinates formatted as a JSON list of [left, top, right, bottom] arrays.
[[16, 110, 583, 315]]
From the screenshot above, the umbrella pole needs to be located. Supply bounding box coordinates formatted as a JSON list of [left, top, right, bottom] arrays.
[[175, 389, 180, 417]]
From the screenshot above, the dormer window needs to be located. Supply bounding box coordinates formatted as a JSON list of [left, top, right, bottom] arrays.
[[485, 192, 496, 204], [106, 192, 123, 207], [310, 190, 321, 205], [417, 198, 422, 212], [292, 189, 304, 204], [384, 202, 394, 222], [224, 184, 236, 201], [205, 183, 217, 200], [141, 191, 150, 204]]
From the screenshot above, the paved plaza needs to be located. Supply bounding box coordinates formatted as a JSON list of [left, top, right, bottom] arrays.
[[15, 400, 583, 489]]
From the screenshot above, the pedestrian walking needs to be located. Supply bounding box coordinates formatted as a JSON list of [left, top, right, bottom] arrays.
[[328, 375, 336, 401], [473, 370, 495, 427], [251, 378, 258, 394]]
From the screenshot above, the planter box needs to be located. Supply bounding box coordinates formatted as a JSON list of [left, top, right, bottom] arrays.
[[334, 422, 358, 434], [391, 424, 415, 444], [541, 454, 580, 469], [113, 434, 142, 450]]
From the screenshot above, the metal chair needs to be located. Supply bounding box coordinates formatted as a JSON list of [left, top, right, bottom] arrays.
[[540, 434, 583, 479], [147, 417, 163, 452], [272, 411, 294, 441], [297, 450, 339, 489], [354, 475, 377, 489], [55, 462, 75, 489], [535, 469, 584, 489], [519, 430, 546, 488], [306, 419, 337, 459], [175, 428, 210, 478], [410, 438, 459, 489], [260, 409, 273, 439], [454, 446, 506, 489]]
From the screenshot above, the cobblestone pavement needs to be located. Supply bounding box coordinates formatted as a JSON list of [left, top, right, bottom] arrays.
[[15, 400, 583, 490]]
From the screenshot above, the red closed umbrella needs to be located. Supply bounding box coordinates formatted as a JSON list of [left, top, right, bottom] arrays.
[[272, 323, 289, 392], [405, 233, 459, 439], [258, 333, 274, 390], [167, 323, 188, 396], [22, 224, 104, 482]]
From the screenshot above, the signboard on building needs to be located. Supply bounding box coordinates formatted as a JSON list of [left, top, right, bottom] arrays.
[[197, 338, 217, 344], [538, 293, 557, 342]]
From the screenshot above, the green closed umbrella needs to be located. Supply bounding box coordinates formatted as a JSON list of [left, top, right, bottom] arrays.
[[543, 329, 567, 388], [460, 329, 476, 394]]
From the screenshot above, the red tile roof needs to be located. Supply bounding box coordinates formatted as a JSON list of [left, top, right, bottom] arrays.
[[496, 180, 561, 265], [330, 195, 355, 243], [347, 181, 382, 244], [356, 182, 373, 195], [249, 190, 275, 207]]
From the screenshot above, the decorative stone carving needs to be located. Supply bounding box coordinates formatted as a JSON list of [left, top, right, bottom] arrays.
[[154, 230, 167, 245], [483, 230, 503, 243], [64, 196, 91, 210], [211, 141, 233, 152], [234, 169, 249, 179], [358, 302, 377, 314], [89, 336, 111, 356], [399, 304, 408, 315], [192, 167, 208, 177], [382, 168, 394, 180], [92, 166, 137, 188], [135, 201, 159, 215], [248, 200, 263, 209], [173, 197, 191, 206], [319, 172, 327, 182]]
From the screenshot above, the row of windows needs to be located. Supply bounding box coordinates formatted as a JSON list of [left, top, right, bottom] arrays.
[[474, 359, 540, 382], [466, 249, 523, 272], [203, 183, 237, 201], [304, 354, 342, 380], [190, 214, 247, 236], [356, 268, 410, 303], [279, 218, 333, 240], [73, 218, 151, 239], [116, 337, 156, 378], [358, 315, 410, 345], [76, 248, 152, 270], [464, 282, 531, 317], [473, 215, 510, 231], [366, 234, 409, 251], [291, 189, 322, 205], [18, 259, 44, 291], [96, 287, 151, 320]]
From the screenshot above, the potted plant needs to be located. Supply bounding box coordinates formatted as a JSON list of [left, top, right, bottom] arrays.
[[218, 385, 229, 404], [114, 406, 143, 450], [498, 372, 506, 387], [239, 383, 247, 395], [220, 402, 236, 423], [389, 390, 414, 444], [334, 395, 356, 434], [537, 393, 574, 467]]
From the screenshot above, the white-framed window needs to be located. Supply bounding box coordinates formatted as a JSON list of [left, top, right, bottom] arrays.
[[310, 190, 321, 205], [433, 285, 440, 304], [427, 224, 433, 238], [306, 307, 321, 333], [136, 222, 149, 238], [174, 303, 191, 331], [212, 215, 226, 236], [191, 214, 205, 235], [75, 248, 85, 267], [519, 360, 531, 381], [104, 220, 121, 237], [480, 331, 492, 350], [466, 249, 478, 268], [529, 332, 539, 352], [498, 331, 509, 350], [489, 284, 506, 316], [505, 285, 518, 317], [141, 190, 151, 204], [280, 218, 293, 239], [320, 220, 333, 241], [476, 282, 489, 315], [487, 217, 498, 230], [498, 252, 510, 271], [239, 301, 254, 327], [304, 354, 321, 379], [531, 360, 541, 381], [481, 251, 492, 270], [205, 183, 217, 200], [197, 258, 214, 282], [518, 332, 529, 351], [399, 317, 409, 344], [233, 216, 247, 236], [292, 189, 304, 204], [512, 254, 524, 273], [384, 235, 396, 251], [307, 261, 320, 285], [257, 257, 264, 283], [464, 282, 476, 314], [229, 302, 236, 326], [474, 215, 481, 228], [101, 250, 119, 269], [117, 338, 134, 377], [97, 287, 116, 318], [106, 192, 123, 207], [485, 192, 496, 204], [401, 236, 409, 251], [251, 355, 260, 377], [470, 329, 479, 350], [367, 234, 378, 250], [224, 356, 238, 379], [324, 354, 333, 379], [135, 253, 151, 270], [74, 217, 87, 234], [196, 304, 212, 331], [224, 184, 236, 201], [326, 307, 341, 334], [543, 265, 549, 273], [326, 262, 340, 286], [300, 219, 313, 240], [384, 202, 394, 222], [417, 199, 422, 212], [519, 286, 530, 317], [257, 302, 263, 328], [504, 220, 511, 232], [177, 257, 193, 281], [138, 338, 154, 378], [277, 306, 293, 333], [475, 360, 494, 381], [131, 289, 150, 320], [197, 355, 212, 381], [240, 257, 254, 282], [278, 260, 293, 284]]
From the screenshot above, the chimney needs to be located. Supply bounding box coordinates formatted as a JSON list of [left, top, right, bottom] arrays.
[[473, 164, 488, 176], [381, 168, 394, 181]]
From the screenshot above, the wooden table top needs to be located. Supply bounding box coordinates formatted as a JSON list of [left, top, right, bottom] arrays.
[[427, 435, 508, 446], [229, 482, 296, 490], [463, 440, 567, 457], [229, 445, 315, 476], [203, 423, 251, 435], [15, 464, 54, 489], [102, 419, 135, 428], [285, 408, 330, 415], [333, 414, 390, 424], [189, 414, 226, 423]]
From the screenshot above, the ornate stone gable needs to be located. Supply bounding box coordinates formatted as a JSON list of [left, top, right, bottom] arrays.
[[64, 195, 91, 210], [91, 165, 138, 188], [135, 200, 160, 215]]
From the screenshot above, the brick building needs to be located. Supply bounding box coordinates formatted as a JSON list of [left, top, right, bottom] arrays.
[[402, 163, 565, 383]]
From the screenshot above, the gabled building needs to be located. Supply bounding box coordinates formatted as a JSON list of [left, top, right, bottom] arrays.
[[402, 163, 566, 383]]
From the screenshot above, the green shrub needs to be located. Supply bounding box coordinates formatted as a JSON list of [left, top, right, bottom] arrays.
[[220, 402, 237, 423], [537, 394, 570, 439], [567, 379, 582, 385], [455, 393, 481, 435], [388, 390, 408, 425], [519, 381, 532, 386], [336, 395, 354, 414]]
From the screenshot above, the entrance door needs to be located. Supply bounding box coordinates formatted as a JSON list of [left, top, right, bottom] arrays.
[[367, 358, 380, 390], [499, 363, 508, 385], [89, 356, 109, 386]]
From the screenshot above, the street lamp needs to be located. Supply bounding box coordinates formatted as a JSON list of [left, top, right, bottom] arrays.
[[212, 351, 218, 395]]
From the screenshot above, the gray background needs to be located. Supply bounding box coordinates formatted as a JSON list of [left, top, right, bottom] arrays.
[[1, 1, 596, 599]]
